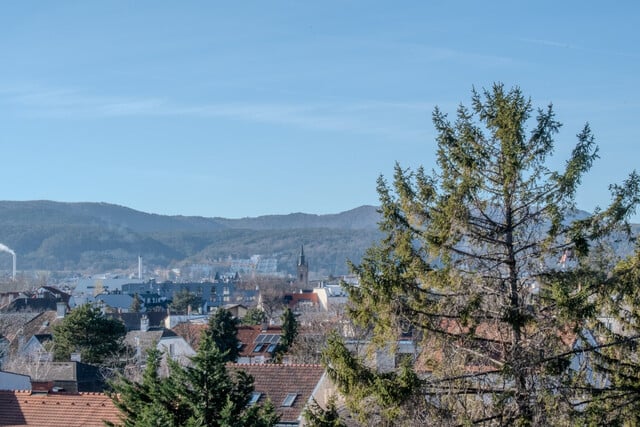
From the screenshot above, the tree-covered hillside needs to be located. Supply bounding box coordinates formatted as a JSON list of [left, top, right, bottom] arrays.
[[0, 201, 381, 275]]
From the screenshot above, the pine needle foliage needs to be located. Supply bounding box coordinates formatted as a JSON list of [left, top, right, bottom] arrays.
[[323, 84, 640, 426]]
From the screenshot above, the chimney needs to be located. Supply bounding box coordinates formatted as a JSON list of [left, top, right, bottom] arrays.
[[56, 302, 67, 318], [140, 314, 149, 332]]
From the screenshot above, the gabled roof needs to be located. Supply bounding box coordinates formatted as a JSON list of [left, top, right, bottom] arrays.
[[230, 364, 326, 425], [106, 311, 167, 331], [37, 286, 71, 303], [8, 311, 60, 354], [0, 390, 121, 426], [124, 327, 178, 352]]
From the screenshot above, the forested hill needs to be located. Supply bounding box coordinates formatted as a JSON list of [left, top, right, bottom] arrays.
[[0, 201, 382, 275], [0, 201, 636, 277]]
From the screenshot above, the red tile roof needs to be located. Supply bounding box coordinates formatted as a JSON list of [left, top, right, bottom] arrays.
[[230, 364, 326, 424], [0, 390, 121, 426], [237, 325, 282, 358], [173, 324, 285, 358]]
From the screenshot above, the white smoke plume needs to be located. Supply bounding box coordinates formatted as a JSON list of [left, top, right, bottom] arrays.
[[0, 243, 15, 255]]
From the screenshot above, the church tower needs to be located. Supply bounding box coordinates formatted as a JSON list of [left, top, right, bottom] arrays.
[[297, 245, 309, 286]]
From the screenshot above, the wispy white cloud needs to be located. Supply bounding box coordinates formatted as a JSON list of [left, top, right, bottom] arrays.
[[519, 38, 574, 49], [0, 86, 432, 139], [518, 38, 640, 59]]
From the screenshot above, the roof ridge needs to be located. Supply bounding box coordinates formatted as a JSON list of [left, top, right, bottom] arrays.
[[228, 363, 324, 368]]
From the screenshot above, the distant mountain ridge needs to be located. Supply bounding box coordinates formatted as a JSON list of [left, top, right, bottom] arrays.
[[0, 201, 636, 279], [0, 201, 382, 276], [0, 201, 380, 232]]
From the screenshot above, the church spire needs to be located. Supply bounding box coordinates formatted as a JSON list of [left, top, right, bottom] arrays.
[[297, 245, 309, 286], [298, 245, 306, 267]]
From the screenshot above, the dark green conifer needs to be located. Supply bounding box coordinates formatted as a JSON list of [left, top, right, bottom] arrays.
[[207, 308, 240, 362], [52, 303, 126, 365]]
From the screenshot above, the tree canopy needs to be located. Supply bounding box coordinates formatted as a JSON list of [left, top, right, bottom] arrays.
[[323, 84, 640, 426], [280, 307, 298, 351], [108, 334, 279, 427], [242, 307, 266, 325], [52, 303, 126, 365], [273, 307, 299, 362], [170, 288, 203, 314]]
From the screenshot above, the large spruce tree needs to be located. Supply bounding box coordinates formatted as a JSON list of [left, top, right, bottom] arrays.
[[108, 334, 279, 427], [322, 84, 640, 426]]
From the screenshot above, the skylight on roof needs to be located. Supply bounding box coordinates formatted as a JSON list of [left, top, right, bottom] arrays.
[[249, 392, 261, 406], [282, 393, 297, 407]]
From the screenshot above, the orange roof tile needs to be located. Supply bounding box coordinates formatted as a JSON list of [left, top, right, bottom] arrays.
[[0, 391, 121, 426]]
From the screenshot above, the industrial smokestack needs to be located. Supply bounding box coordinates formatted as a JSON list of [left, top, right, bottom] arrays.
[[138, 255, 142, 280], [0, 243, 16, 281]]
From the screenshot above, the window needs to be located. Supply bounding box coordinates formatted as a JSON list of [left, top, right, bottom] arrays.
[[248, 392, 261, 406], [282, 393, 297, 407], [267, 344, 277, 353], [253, 344, 264, 353], [394, 352, 414, 368]]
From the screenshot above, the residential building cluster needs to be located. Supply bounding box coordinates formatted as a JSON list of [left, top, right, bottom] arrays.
[[0, 246, 365, 426]]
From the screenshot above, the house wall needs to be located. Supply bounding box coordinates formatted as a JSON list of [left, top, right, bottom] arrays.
[[345, 340, 417, 373], [20, 337, 52, 362], [157, 336, 196, 364], [300, 373, 337, 427], [312, 288, 347, 312]]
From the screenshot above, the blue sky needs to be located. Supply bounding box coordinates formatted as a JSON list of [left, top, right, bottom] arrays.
[[1, 1, 639, 219]]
